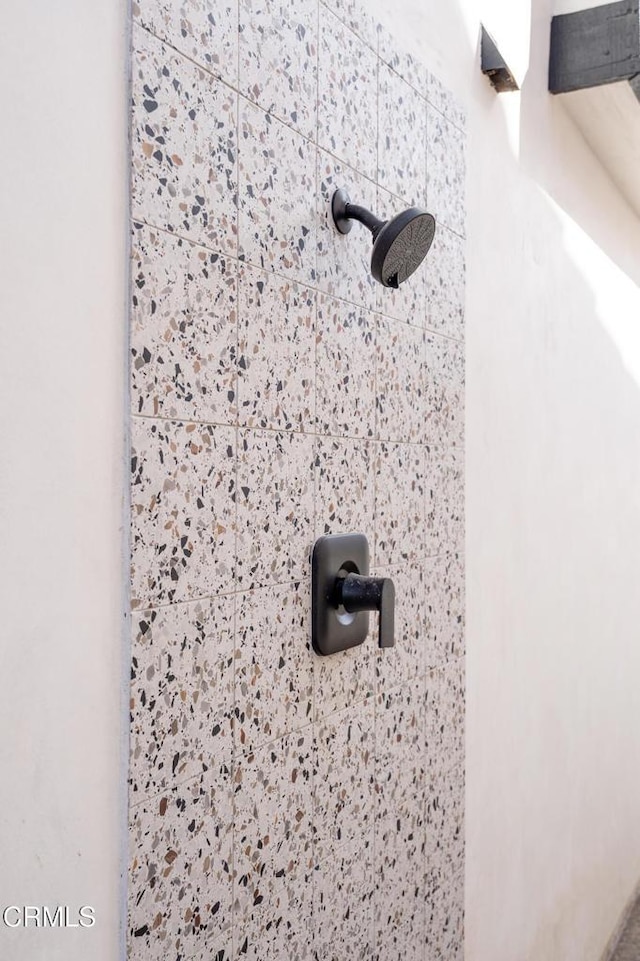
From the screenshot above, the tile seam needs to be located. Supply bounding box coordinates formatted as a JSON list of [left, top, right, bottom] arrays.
[[130, 216, 466, 333]]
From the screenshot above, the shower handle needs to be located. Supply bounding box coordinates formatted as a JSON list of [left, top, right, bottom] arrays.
[[333, 573, 395, 649]]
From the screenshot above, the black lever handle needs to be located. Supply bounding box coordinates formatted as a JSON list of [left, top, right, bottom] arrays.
[[333, 573, 395, 648]]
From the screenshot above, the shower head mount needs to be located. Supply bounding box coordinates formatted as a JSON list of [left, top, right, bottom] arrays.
[[331, 188, 436, 289]]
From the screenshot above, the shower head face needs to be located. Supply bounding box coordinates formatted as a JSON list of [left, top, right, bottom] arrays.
[[371, 208, 436, 288]]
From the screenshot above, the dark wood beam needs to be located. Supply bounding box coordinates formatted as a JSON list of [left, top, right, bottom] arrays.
[[549, 1, 640, 94]]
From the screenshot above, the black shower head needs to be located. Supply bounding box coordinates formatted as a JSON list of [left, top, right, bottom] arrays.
[[331, 188, 436, 288], [371, 207, 436, 288]]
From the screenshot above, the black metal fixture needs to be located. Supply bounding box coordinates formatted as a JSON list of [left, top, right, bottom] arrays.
[[311, 533, 395, 656], [331, 188, 436, 289], [480, 25, 519, 92]]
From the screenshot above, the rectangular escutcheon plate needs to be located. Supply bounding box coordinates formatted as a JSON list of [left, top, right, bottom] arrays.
[[311, 533, 370, 656]]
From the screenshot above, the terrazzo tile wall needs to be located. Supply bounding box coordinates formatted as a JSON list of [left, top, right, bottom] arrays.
[[127, 0, 466, 958]]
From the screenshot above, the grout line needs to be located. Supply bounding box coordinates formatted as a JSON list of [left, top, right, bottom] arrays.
[[129, 676, 385, 813], [129, 409, 466, 452], [310, 18, 319, 889], [130, 213, 466, 337], [311, 0, 320, 554], [375, 17, 380, 193], [128, 759, 232, 812], [134, 21, 467, 238], [372, 309, 379, 570], [371, 109, 380, 934], [427, 96, 467, 136], [136, 19, 369, 186], [133, 21, 238, 101], [426, 75, 431, 291], [319, 0, 378, 55], [120, 2, 136, 955], [129, 546, 463, 614], [231, 6, 240, 948], [315, 0, 321, 153], [374, 18, 467, 135]]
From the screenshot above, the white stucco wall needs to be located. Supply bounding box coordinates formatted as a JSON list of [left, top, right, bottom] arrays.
[[553, 0, 613, 15], [370, 0, 640, 958], [0, 2, 129, 959]]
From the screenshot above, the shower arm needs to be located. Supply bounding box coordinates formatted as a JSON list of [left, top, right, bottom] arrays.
[[343, 203, 385, 241], [330, 186, 436, 289], [331, 188, 387, 239]]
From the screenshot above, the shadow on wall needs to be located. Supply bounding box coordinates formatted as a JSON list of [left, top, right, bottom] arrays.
[[466, 0, 640, 960]]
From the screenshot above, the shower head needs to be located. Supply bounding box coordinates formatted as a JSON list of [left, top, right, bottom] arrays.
[[331, 188, 436, 288], [371, 207, 436, 289]]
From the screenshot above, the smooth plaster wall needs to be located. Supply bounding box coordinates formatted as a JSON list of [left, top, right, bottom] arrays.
[[0, 1, 129, 959], [552, 0, 613, 15], [368, 0, 640, 958], [126, 1, 465, 958]]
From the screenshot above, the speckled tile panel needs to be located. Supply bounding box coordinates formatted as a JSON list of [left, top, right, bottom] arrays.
[[425, 445, 464, 557], [237, 265, 315, 431], [374, 697, 427, 961], [313, 641, 375, 722], [239, 0, 318, 140], [375, 187, 428, 326], [376, 315, 425, 443], [129, 11, 466, 959], [375, 678, 426, 814], [426, 658, 465, 777], [425, 758, 465, 885], [130, 419, 236, 607], [606, 893, 640, 961], [131, 222, 238, 424], [315, 436, 375, 541], [427, 71, 466, 131], [234, 865, 314, 960], [374, 823, 426, 961], [238, 100, 316, 285], [129, 596, 235, 804], [314, 699, 375, 862], [378, 62, 427, 206], [424, 332, 465, 448], [424, 553, 465, 667], [375, 681, 427, 956], [374, 442, 426, 568], [128, 766, 233, 961], [236, 428, 314, 590], [427, 106, 466, 236], [233, 730, 314, 959], [131, 27, 237, 255], [378, 25, 429, 95], [316, 294, 376, 438], [318, 7, 378, 181], [313, 839, 374, 961], [133, 0, 238, 86], [234, 581, 313, 754], [425, 867, 465, 961], [426, 221, 466, 341], [320, 0, 378, 49], [316, 151, 377, 311]]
